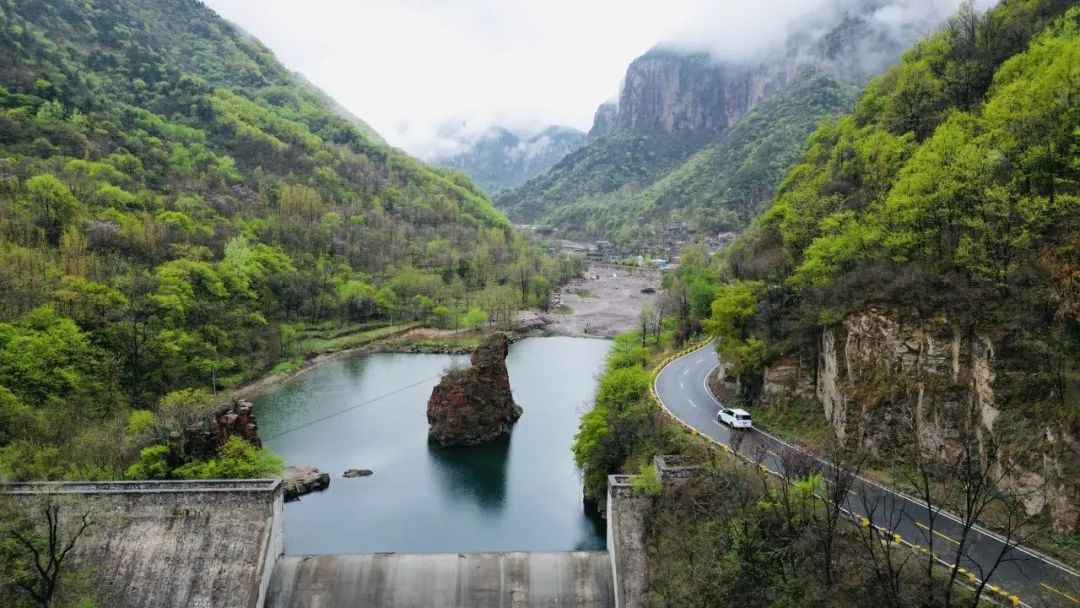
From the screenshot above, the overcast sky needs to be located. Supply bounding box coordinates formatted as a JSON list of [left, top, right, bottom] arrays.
[[202, 0, 980, 158]]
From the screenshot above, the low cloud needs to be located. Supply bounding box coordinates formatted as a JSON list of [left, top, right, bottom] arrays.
[[204, 0, 995, 157], [660, 0, 998, 66]]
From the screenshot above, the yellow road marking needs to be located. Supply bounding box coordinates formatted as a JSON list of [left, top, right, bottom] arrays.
[[1041, 583, 1080, 604], [916, 522, 960, 545]]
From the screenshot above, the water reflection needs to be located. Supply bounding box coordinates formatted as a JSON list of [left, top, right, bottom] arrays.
[[427, 434, 510, 512], [256, 338, 611, 554]]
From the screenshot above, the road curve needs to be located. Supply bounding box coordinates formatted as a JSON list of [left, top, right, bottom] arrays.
[[654, 343, 1079, 608]]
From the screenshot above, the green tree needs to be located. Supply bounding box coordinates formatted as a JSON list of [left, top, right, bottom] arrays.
[[461, 307, 488, 329], [173, 436, 283, 479], [124, 444, 170, 480], [17, 175, 83, 244]]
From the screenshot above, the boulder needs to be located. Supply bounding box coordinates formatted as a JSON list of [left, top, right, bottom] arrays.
[[343, 468, 374, 478], [426, 333, 522, 446], [283, 465, 330, 500]]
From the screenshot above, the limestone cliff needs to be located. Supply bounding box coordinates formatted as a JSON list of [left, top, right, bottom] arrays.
[[587, 101, 618, 142], [761, 305, 1079, 532], [616, 51, 760, 135], [427, 334, 522, 446], [495, 1, 946, 235]]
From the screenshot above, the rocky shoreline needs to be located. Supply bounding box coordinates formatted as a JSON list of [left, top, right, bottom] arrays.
[[231, 325, 560, 403]]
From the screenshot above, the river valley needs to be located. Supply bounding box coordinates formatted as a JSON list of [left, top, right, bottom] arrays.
[[254, 336, 611, 555]]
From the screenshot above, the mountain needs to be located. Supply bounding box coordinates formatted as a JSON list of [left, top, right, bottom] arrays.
[[0, 0, 569, 481], [496, 0, 972, 242], [292, 72, 385, 144], [586, 102, 617, 142], [430, 125, 585, 194], [718, 0, 1079, 531]]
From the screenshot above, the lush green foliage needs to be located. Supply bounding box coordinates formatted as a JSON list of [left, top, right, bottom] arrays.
[[496, 75, 857, 243], [571, 331, 690, 500], [496, 129, 708, 233], [722, 1, 1079, 425], [172, 436, 283, 479], [0, 0, 579, 480]]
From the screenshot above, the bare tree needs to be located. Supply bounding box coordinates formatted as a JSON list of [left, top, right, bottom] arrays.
[[940, 430, 1040, 608], [854, 484, 916, 607], [814, 437, 865, 586], [0, 497, 95, 607]]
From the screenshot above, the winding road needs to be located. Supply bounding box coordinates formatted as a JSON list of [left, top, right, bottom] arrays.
[[655, 343, 1079, 608]]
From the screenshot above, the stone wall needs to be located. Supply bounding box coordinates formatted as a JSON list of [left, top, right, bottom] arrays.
[[1, 480, 283, 608], [606, 475, 650, 608], [606, 460, 702, 608]]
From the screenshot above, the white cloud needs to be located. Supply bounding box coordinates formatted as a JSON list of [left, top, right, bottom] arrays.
[[201, 0, 991, 158], [202, 0, 704, 157]]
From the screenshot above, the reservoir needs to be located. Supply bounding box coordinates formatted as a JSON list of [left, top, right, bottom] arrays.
[[254, 336, 611, 555]]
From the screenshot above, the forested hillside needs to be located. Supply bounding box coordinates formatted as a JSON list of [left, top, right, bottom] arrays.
[[714, 0, 1079, 530], [497, 0, 951, 243], [540, 75, 859, 240], [0, 0, 569, 480]]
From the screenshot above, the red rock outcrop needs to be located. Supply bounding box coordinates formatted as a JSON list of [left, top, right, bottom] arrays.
[[427, 334, 522, 446], [185, 399, 262, 459]]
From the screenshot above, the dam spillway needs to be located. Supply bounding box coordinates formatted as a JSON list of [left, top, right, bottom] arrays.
[[265, 551, 615, 608]]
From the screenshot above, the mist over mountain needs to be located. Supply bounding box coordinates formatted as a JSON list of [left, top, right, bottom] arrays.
[[429, 124, 585, 194], [496, 0, 992, 241]]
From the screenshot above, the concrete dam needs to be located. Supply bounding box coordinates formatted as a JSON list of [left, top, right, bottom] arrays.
[[266, 552, 613, 608], [2, 474, 652, 608]]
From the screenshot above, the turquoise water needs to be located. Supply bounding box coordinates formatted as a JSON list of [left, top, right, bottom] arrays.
[[253, 336, 611, 555]]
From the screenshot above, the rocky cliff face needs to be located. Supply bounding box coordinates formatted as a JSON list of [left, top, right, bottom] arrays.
[[761, 305, 1079, 532], [427, 334, 522, 446], [615, 52, 763, 135], [496, 1, 944, 237], [588, 102, 619, 142]]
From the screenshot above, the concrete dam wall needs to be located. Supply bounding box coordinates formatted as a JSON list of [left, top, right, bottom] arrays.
[[3, 475, 650, 608], [265, 551, 614, 608], [1, 480, 283, 608]]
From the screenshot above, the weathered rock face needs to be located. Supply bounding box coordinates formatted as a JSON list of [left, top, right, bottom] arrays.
[[762, 304, 1079, 532], [587, 101, 619, 142], [616, 51, 760, 135], [185, 398, 262, 459], [426, 334, 522, 446], [761, 349, 816, 405]]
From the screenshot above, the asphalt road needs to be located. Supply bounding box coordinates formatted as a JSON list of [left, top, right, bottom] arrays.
[[654, 343, 1079, 608]]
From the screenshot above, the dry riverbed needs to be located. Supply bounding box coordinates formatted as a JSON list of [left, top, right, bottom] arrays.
[[522, 265, 661, 338]]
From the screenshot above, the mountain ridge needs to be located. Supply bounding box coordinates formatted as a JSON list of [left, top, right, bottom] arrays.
[[430, 124, 585, 194], [496, 0, 973, 243]]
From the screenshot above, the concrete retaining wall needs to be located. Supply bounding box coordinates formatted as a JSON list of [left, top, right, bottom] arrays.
[[1, 480, 283, 608], [606, 475, 650, 608], [265, 551, 614, 608]]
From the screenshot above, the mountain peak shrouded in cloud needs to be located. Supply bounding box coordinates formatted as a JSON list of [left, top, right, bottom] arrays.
[[429, 122, 586, 194], [203, 0, 994, 158]]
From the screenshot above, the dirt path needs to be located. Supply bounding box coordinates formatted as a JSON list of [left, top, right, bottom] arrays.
[[526, 265, 661, 338]]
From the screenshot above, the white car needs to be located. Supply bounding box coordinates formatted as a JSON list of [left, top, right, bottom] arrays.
[[717, 407, 752, 429]]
